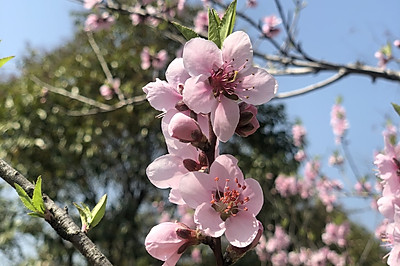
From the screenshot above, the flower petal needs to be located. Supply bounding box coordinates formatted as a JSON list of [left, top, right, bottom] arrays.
[[143, 78, 182, 112], [237, 67, 277, 105], [183, 75, 215, 114], [179, 172, 214, 208], [183, 37, 223, 76], [165, 58, 191, 88], [210, 155, 244, 187], [222, 31, 253, 70], [241, 178, 264, 215], [146, 154, 187, 189], [211, 96, 239, 142], [225, 213, 259, 247], [194, 202, 226, 237]]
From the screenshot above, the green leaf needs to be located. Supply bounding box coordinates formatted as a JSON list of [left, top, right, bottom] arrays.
[[392, 103, 400, 116], [28, 212, 45, 218], [89, 194, 107, 229], [14, 183, 37, 212], [172, 21, 199, 41], [208, 8, 221, 48], [32, 176, 45, 214], [73, 202, 89, 228], [0, 56, 14, 68], [219, 0, 237, 43]]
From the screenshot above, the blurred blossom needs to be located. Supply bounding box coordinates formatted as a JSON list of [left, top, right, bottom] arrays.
[[294, 149, 306, 162], [262, 15, 281, 38], [375, 50, 390, 69], [271, 250, 288, 266], [330, 102, 349, 144], [266, 226, 290, 253], [275, 175, 298, 197], [322, 222, 350, 247], [84, 12, 115, 32], [255, 234, 268, 262], [328, 153, 344, 166], [83, 0, 101, 9], [246, 0, 258, 8], [140, 47, 169, 70], [191, 248, 202, 264], [394, 39, 400, 48], [292, 124, 306, 147]]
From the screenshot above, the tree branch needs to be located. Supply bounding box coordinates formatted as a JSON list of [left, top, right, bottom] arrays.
[[0, 159, 113, 266], [274, 69, 348, 99]]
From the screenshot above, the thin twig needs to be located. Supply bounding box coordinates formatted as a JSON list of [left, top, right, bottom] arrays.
[[0, 159, 113, 266], [274, 69, 348, 99]]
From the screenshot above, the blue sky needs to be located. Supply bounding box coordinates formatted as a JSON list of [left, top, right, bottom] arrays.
[[1, 0, 400, 232]]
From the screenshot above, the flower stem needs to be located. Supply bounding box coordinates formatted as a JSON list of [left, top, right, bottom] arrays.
[[206, 113, 217, 166]]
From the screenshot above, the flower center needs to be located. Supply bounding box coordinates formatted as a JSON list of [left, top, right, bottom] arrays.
[[210, 177, 249, 221], [208, 59, 248, 101]]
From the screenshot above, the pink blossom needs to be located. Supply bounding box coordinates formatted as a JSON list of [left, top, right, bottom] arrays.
[[304, 159, 320, 181], [375, 50, 390, 69], [191, 248, 202, 264], [262, 15, 281, 38], [328, 153, 344, 166], [140, 47, 151, 70], [194, 11, 209, 34], [294, 149, 306, 162], [182, 31, 277, 142], [330, 103, 349, 144], [84, 13, 115, 32], [145, 222, 198, 265], [384, 205, 400, 265], [235, 102, 259, 137], [143, 58, 189, 112], [292, 124, 306, 147], [394, 40, 400, 48], [354, 180, 372, 195], [179, 155, 264, 247], [99, 84, 113, 100], [274, 175, 297, 197], [83, 0, 101, 9], [322, 222, 349, 247], [246, 0, 258, 8], [153, 49, 169, 70], [255, 234, 268, 262], [271, 250, 288, 266], [266, 225, 290, 252]]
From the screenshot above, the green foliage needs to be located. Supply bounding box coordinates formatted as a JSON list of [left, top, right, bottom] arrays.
[[207, 0, 237, 47], [0, 56, 14, 68], [74, 194, 107, 232], [392, 102, 400, 116], [172, 21, 199, 40], [14, 176, 46, 218]]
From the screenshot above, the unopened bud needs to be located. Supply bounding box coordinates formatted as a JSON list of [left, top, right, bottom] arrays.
[[235, 103, 259, 137], [168, 112, 203, 142]]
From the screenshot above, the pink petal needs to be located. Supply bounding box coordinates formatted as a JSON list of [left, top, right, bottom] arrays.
[[165, 58, 190, 88], [225, 213, 259, 247], [194, 202, 226, 237], [222, 31, 253, 70], [183, 75, 215, 114], [210, 155, 244, 187], [143, 79, 182, 112], [237, 67, 277, 105], [211, 96, 239, 142], [169, 188, 186, 205], [241, 178, 264, 215], [179, 172, 214, 208], [183, 37, 223, 76], [146, 154, 187, 189], [162, 252, 182, 266]]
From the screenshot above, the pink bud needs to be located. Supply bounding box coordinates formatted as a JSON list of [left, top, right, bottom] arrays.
[[394, 40, 400, 48], [235, 103, 260, 137], [145, 222, 198, 265], [99, 84, 113, 100], [168, 113, 203, 142]]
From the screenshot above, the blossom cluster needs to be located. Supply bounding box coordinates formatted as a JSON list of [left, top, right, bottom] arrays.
[[142, 29, 277, 264], [375, 123, 400, 265]]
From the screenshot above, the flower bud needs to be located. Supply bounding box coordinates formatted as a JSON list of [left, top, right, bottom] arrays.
[[168, 112, 203, 142], [235, 103, 260, 137]]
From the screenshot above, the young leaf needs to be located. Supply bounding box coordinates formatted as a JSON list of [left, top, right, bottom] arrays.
[[73, 202, 89, 229], [32, 176, 45, 214], [0, 56, 14, 68], [392, 103, 400, 116], [89, 194, 107, 229], [219, 0, 237, 42], [14, 183, 37, 212], [172, 21, 199, 41], [208, 8, 221, 47], [28, 212, 45, 218]]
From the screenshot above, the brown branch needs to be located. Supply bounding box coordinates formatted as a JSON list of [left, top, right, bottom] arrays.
[[0, 159, 113, 266], [273, 69, 348, 99]]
